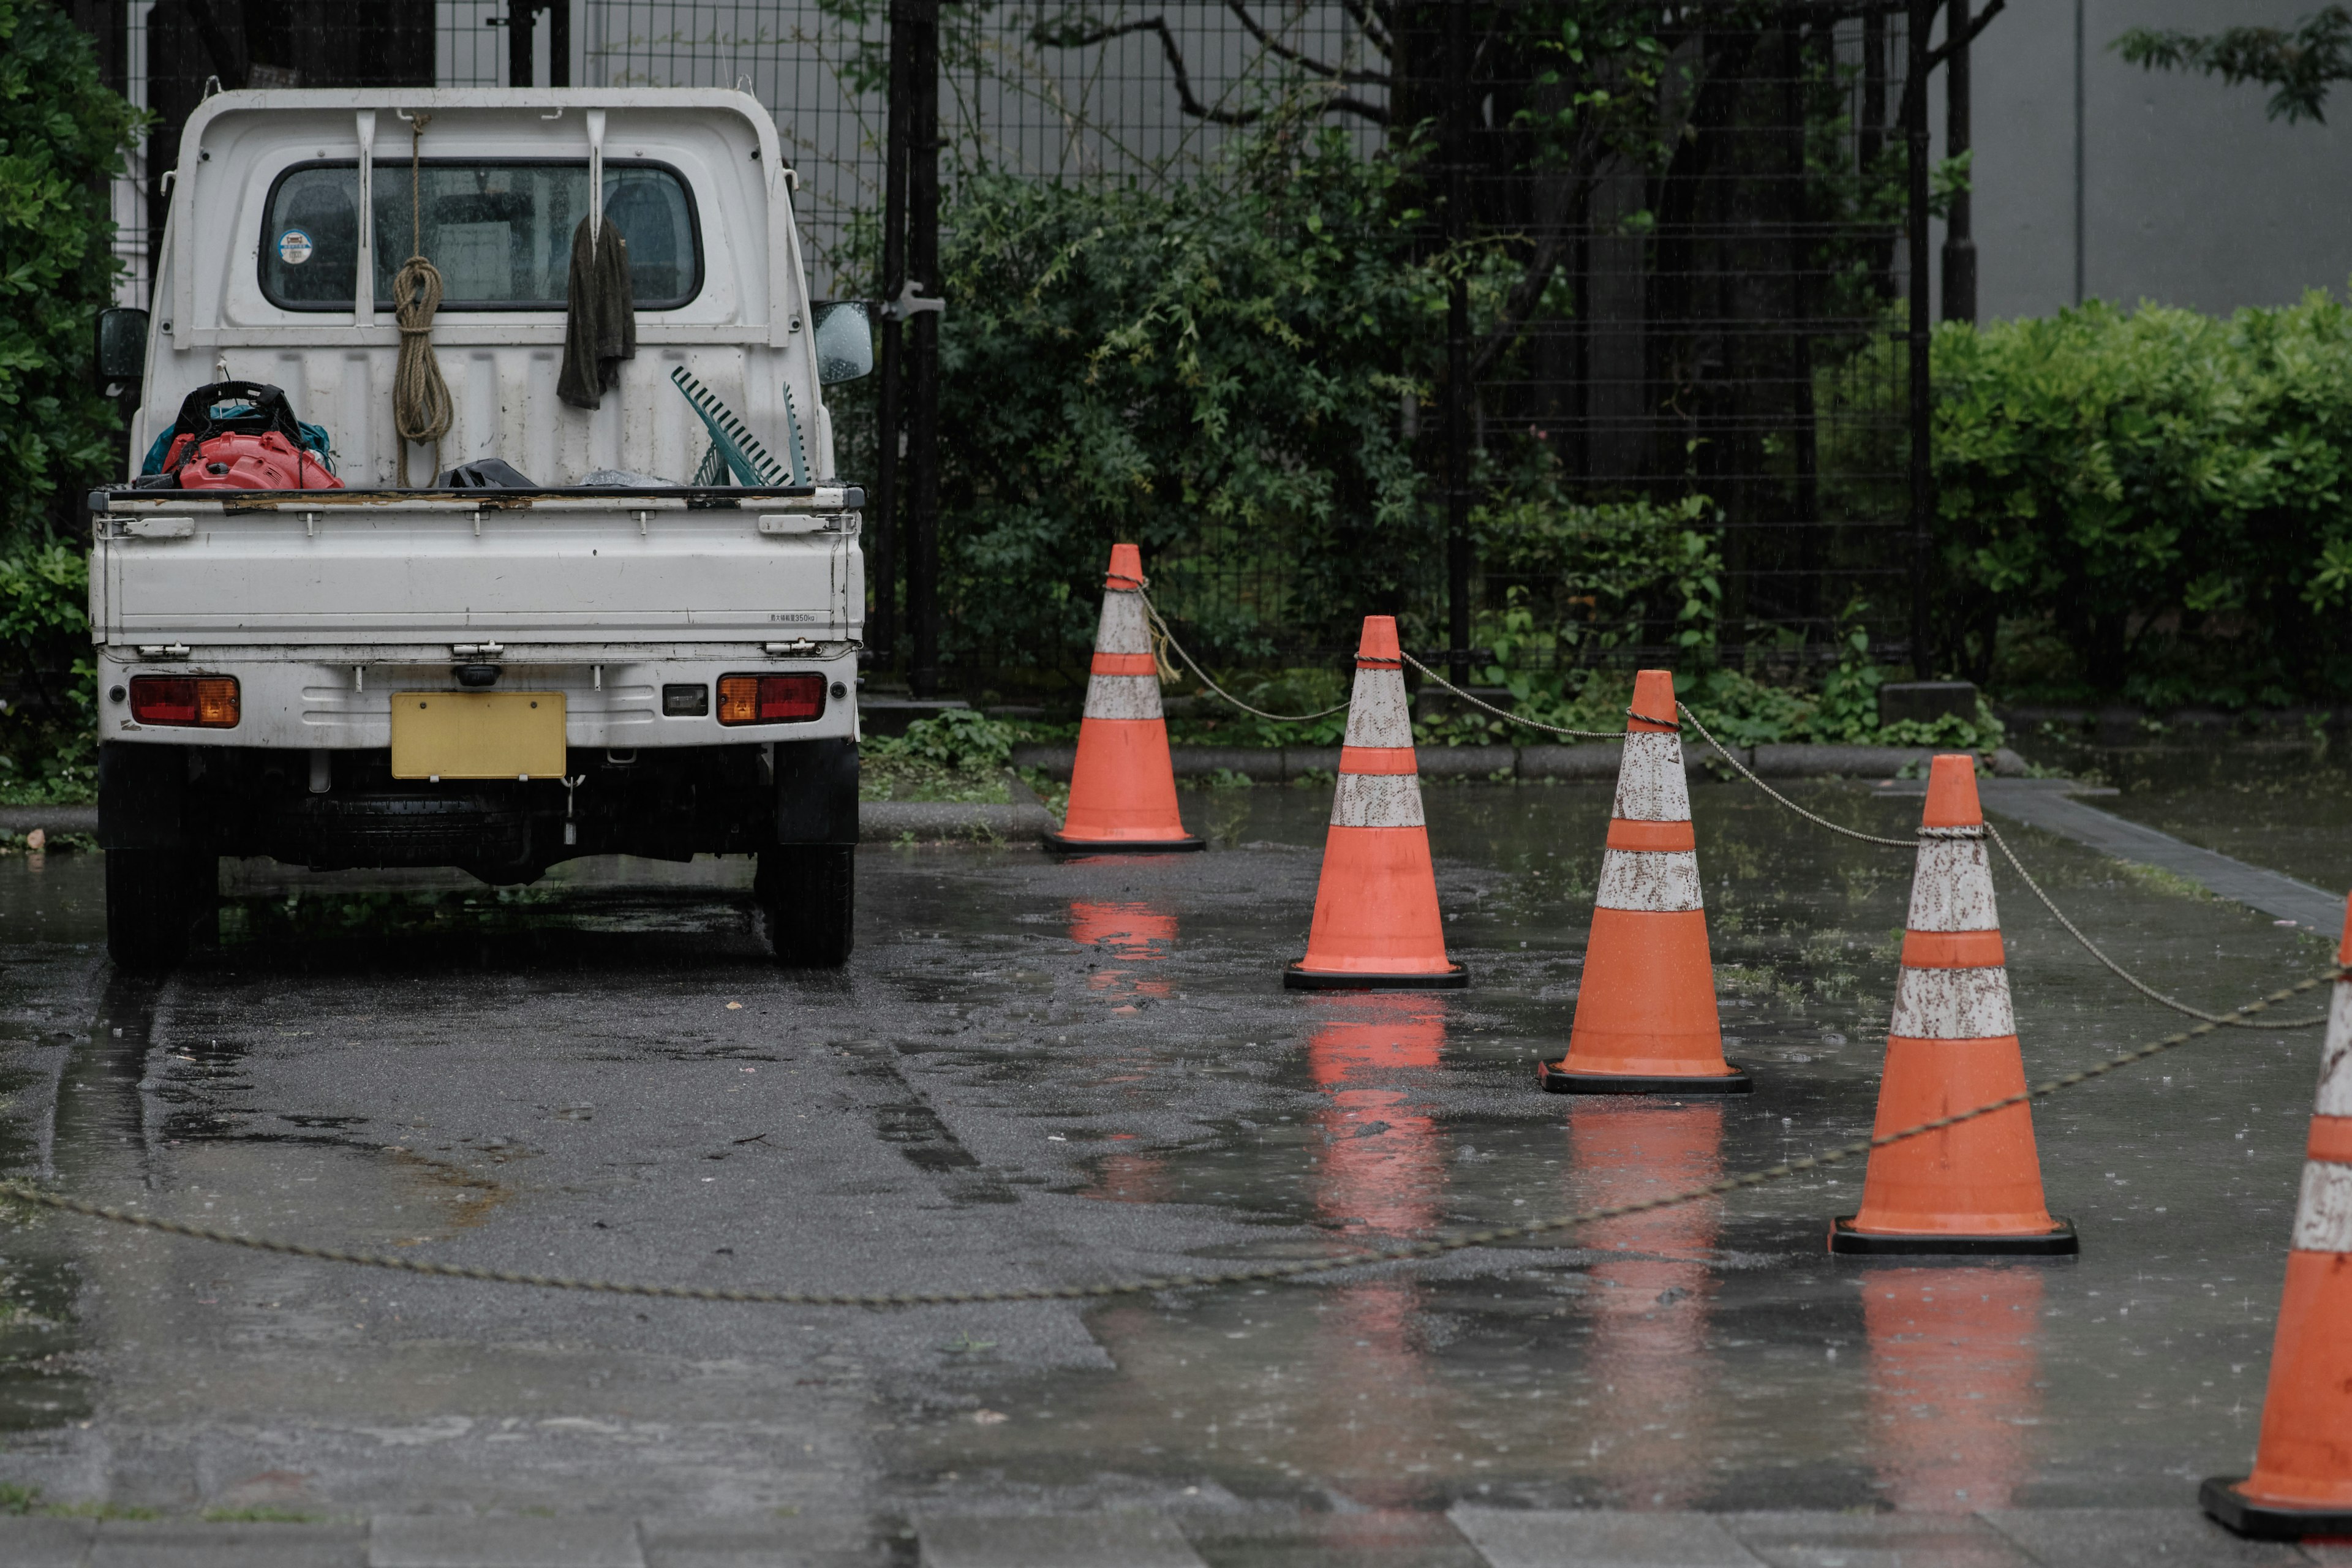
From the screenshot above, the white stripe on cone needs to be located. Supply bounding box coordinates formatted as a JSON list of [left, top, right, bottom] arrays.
[[1596, 848, 1703, 913], [1331, 773, 1425, 829], [1081, 589, 1163, 721], [2321, 984, 2352, 1116], [1342, 665, 1414, 749], [2291, 1159, 2352, 1253], [1889, 965, 2018, 1039], [1096, 587, 1152, 654], [1907, 839, 2000, 932], [1612, 731, 1691, 822], [1083, 675, 1163, 721]]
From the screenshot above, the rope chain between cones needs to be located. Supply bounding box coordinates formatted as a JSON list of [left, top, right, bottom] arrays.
[[1133, 587, 1349, 724], [1396, 652, 1630, 740], [2, 970, 2336, 1308], [1287, 654, 2320, 1033]]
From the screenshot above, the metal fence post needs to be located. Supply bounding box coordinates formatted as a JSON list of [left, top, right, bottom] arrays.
[[1942, 0, 1975, 324], [1444, 0, 1471, 687], [906, 0, 943, 698], [1907, 0, 1936, 680], [871, 0, 914, 666]]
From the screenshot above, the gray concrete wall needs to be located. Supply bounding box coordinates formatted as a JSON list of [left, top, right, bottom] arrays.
[[1943, 0, 2352, 321]]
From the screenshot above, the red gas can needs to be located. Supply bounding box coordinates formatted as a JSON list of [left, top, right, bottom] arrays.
[[172, 431, 343, 491]]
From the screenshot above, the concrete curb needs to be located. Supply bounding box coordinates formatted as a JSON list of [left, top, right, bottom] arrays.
[[861, 800, 1054, 842], [0, 1506, 2278, 1567], [0, 804, 96, 836], [1009, 743, 2026, 783]]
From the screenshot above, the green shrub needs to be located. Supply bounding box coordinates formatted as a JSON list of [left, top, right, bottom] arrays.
[[858, 710, 1020, 804], [933, 115, 1433, 671], [1930, 295, 2352, 704], [0, 1, 143, 540]]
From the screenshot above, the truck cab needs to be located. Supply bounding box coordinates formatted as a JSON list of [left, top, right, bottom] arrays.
[[89, 88, 867, 971]]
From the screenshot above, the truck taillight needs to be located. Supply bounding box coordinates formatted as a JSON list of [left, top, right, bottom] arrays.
[[129, 675, 239, 728], [717, 674, 826, 725]]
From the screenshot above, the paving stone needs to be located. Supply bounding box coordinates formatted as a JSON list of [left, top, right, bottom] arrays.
[[1977, 1509, 2309, 1566], [914, 1510, 1206, 1568], [1724, 1511, 2034, 1568], [1446, 1507, 1764, 1568], [636, 1515, 820, 1567], [1178, 1507, 1488, 1567], [368, 1515, 645, 1568], [0, 1516, 96, 1567], [1975, 783, 2345, 932], [90, 1520, 365, 1567]]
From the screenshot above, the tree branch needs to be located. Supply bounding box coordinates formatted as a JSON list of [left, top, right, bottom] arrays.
[[1224, 1, 1390, 86], [1030, 15, 1261, 125], [1031, 13, 1389, 126], [1338, 0, 1393, 59], [1925, 0, 2006, 73]]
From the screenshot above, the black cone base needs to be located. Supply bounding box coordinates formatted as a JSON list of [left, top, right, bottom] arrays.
[[1283, 962, 1468, 992], [1042, 831, 1205, 854], [2200, 1477, 2352, 1540], [1828, 1215, 2079, 1256], [1537, 1060, 1754, 1096]]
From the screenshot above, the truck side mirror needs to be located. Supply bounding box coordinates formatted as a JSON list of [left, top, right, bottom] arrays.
[[94, 307, 149, 386], [810, 300, 873, 385]]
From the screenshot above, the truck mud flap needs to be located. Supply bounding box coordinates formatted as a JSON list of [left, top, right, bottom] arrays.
[[774, 737, 858, 845]]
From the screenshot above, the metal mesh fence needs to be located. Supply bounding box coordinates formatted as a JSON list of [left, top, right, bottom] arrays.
[[96, 1, 1923, 681]]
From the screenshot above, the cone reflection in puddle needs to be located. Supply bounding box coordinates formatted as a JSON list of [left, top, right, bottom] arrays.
[[1304, 993, 1450, 1504], [1863, 1266, 2044, 1510], [1570, 1102, 1724, 1507], [1069, 900, 1175, 1005]]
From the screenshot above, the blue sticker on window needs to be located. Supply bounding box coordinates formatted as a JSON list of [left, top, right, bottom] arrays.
[[277, 228, 314, 265]]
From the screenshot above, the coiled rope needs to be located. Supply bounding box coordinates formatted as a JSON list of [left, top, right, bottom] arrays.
[[391, 114, 452, 488], [0, 970, 2331, 1306]]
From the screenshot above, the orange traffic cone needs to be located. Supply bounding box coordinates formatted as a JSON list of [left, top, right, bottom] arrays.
[[1044, 543, 1203, 854], [1539, 669, 1748, 1094], [2202, 902, 2352, 1539], [1284, 616, 1464, 990], [1830, 754, 2076, 1254]]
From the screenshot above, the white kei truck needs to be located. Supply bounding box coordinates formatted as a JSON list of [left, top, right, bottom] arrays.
[[86, 89, 870, 971]]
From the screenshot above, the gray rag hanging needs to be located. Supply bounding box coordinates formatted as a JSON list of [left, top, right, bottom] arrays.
[[557, 217, 635, 410]]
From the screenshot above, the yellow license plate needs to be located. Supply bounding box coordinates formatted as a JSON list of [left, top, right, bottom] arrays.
[[391, 691, 567, 780]]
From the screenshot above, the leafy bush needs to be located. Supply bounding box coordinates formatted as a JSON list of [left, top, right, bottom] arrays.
[[858, 710, 1020, 803], [933, 115, 1433, 671], [0, 2, 142, 540], [1477, 494, 1723, 658], [1929, 295, 2352, 704], [0, 539, 93, 801]]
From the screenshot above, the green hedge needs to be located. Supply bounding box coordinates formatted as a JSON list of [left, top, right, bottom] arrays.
[[1934, 295, 2352, 705]]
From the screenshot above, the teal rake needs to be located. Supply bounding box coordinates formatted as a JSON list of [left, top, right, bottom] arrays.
[[669, 366, 794, 487]]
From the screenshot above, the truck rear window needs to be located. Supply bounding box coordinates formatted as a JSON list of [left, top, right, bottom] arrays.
[[260, 159, 701, 311]]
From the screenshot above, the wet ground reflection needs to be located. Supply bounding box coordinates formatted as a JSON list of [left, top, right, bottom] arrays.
[[1303, 995, 1449, 1506], [1864, 1266, 2045, 1511], [1569, 1104, 1724, 1509], [0, 773, 2335, 1518]]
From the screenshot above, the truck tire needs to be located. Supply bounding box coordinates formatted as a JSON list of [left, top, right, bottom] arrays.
[[756, 843, 854, 968], [106, 846, 199, 972]]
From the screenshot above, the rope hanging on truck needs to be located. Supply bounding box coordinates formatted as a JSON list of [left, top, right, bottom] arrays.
[[391, 113, 453, 487]]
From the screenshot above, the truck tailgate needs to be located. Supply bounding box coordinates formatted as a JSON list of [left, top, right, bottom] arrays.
[[97, 499, 860, 645]]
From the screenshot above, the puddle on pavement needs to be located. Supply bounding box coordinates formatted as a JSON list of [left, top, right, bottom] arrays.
[[0, 853, 104, 1431], [0, 777, 2342, 1512], [880, 780, 2334, 1510]]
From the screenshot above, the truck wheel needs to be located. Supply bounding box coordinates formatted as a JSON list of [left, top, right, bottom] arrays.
[[757, 845, 854, 968], [106, 846, 198, 972]]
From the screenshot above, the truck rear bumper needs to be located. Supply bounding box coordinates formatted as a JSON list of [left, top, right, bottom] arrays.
[[96, 646, 860, 750], [100, 739, 858, 884]]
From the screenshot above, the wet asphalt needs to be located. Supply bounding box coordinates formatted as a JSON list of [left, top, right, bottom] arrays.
[[0, 775, 2337, 1543]]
